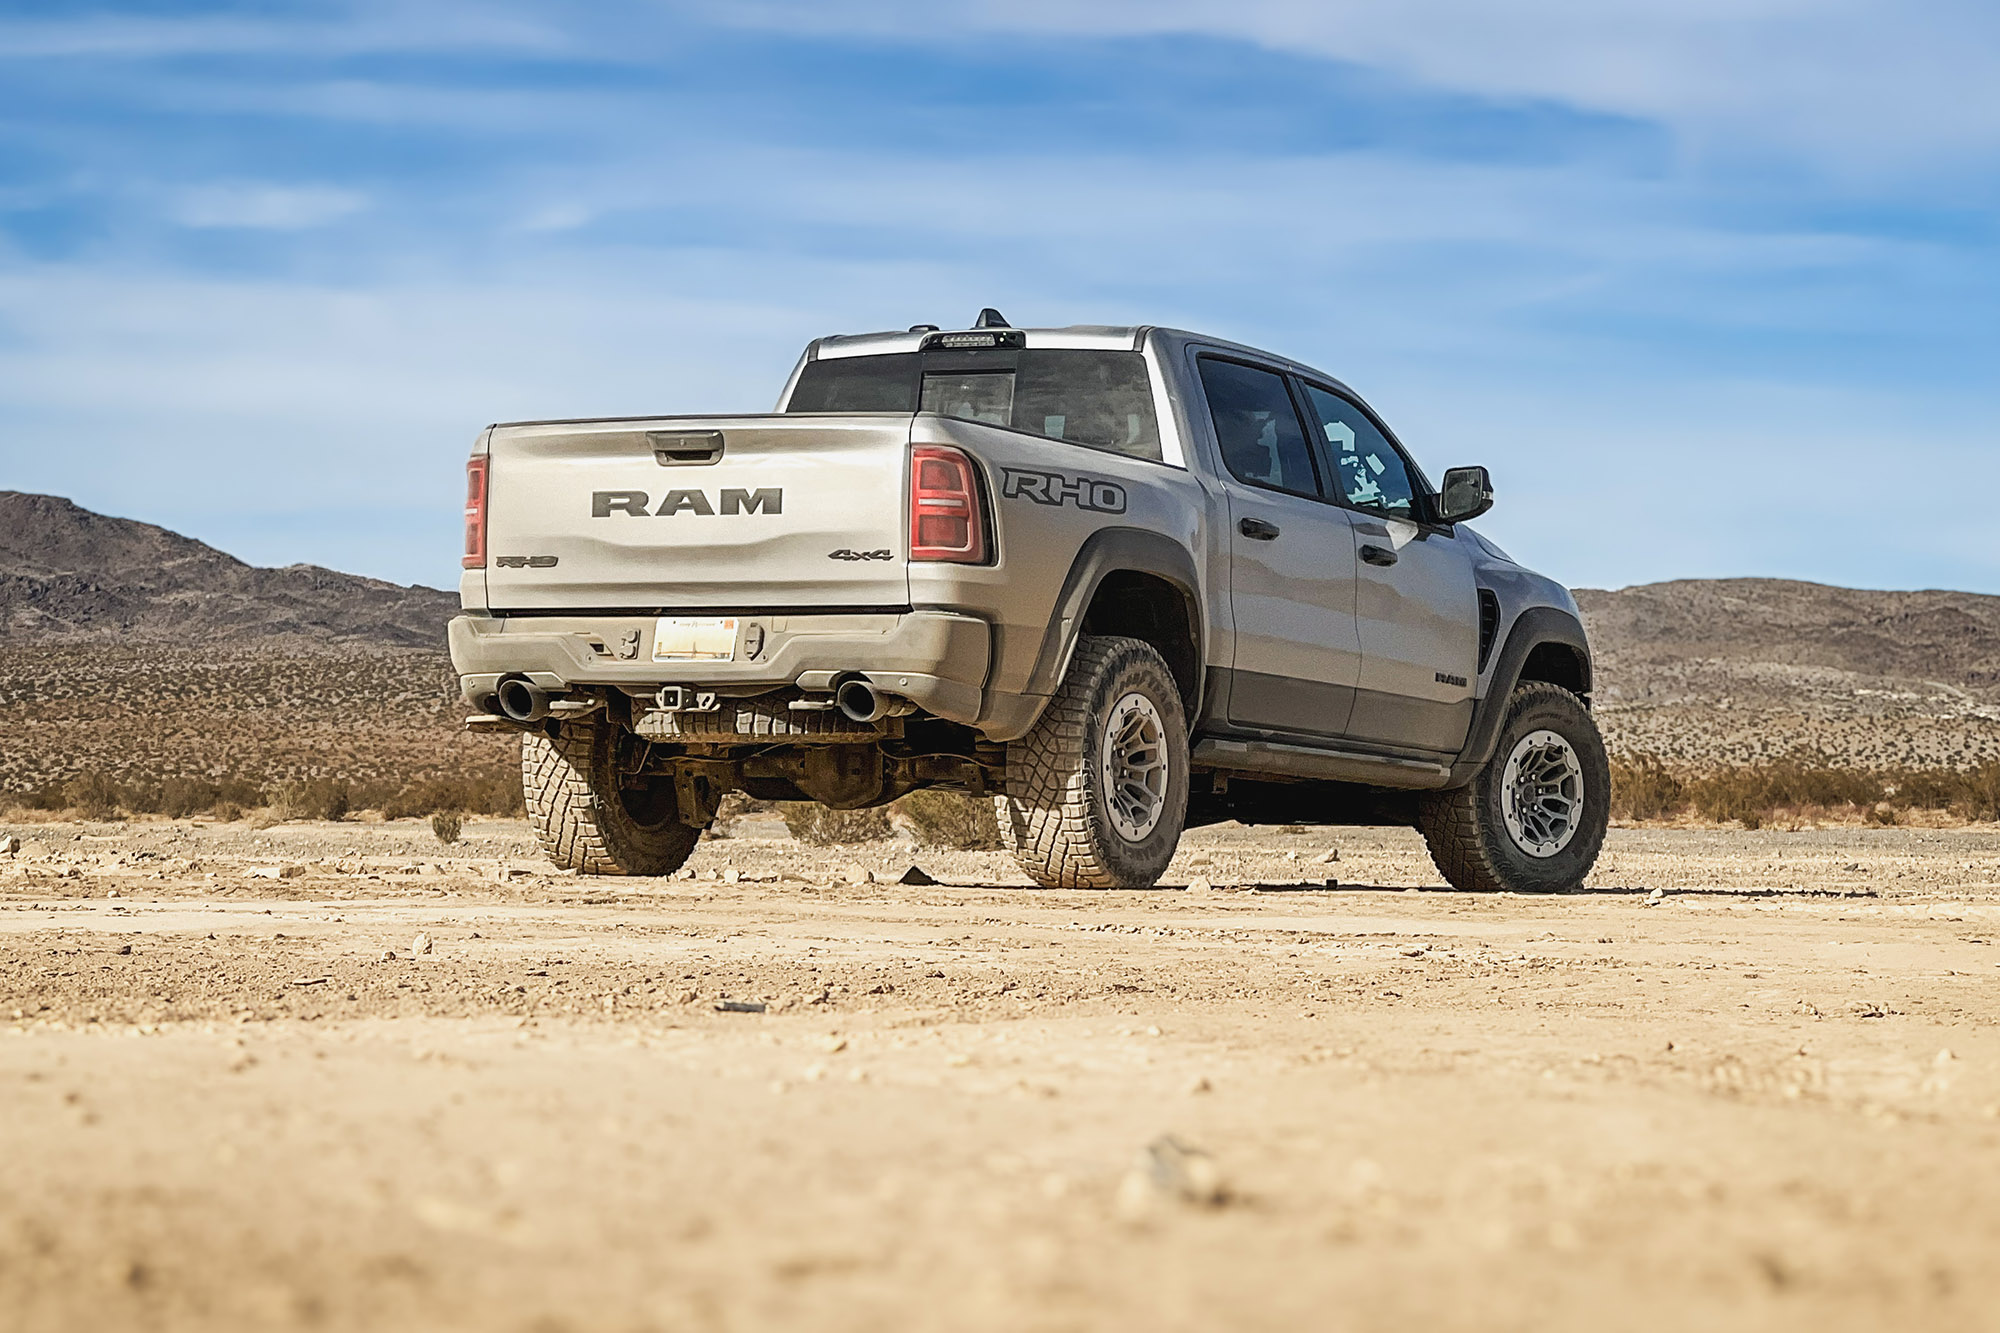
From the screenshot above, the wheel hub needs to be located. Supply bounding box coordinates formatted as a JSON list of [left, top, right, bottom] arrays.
[[1500, 729, 1584, 858], [1100, 691, 1168, 842]]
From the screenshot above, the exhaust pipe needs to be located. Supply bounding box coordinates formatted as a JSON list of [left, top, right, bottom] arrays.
[[494, 675, 552, 724], [835, 677, 914, 724]]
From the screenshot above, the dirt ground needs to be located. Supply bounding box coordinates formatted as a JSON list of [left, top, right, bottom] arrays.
[[5, 816, 2000, 1332]]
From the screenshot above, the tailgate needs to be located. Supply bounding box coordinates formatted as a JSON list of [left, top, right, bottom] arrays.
[[483, 414, 912, 610]]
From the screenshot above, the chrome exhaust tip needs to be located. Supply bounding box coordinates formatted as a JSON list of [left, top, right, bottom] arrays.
[[494, 675, 551, 724], [834, 677, 913, 724]]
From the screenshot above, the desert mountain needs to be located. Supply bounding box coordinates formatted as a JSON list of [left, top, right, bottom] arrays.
[[1577, 579, 2000, 692], [0, 491, 456, 648], [1575, 579, 2000, 768]]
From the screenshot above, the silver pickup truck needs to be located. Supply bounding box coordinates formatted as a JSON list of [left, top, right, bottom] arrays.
[[451, 310, 1606, 893]]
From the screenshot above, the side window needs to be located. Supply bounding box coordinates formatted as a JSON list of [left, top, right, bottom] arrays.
[[1197, 358, 1320, 497], [1299, 383, 1418, 519]]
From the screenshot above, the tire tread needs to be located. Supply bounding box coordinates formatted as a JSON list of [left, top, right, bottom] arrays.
[[1417, 681, 1608, 894], [995, 636, 1187, 890], [521, 725, 699, 876]]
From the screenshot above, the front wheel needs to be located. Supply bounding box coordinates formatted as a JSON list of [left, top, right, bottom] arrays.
[[995, 635, 1190, 889], [521, 723, 703, 876], [1417, 682, 1609, 893]]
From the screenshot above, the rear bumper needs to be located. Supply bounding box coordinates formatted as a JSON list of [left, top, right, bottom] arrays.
[[449, 609, 993, 728]]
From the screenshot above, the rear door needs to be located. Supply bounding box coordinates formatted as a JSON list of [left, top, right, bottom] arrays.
[[482, 414, 912, 610], [1295, 383, 1478, 753], [1195, 356, 1364, 739]]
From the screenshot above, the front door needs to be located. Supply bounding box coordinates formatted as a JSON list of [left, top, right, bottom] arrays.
[[1295, 382, 1479, 753], [1195, 356, 1364, 740]]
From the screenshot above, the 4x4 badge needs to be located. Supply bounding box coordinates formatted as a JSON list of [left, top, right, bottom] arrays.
[[828, 548, 893, 561]]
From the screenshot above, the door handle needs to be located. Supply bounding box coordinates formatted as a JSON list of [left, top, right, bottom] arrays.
[[1238, 517, 1281, 541], [1359, 543, 1398, 567]]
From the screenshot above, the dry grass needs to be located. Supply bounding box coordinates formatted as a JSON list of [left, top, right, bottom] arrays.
[[1611, 756, 2000, 829], [778, 803, 893, 845], [4, 770, 522, 822], [776, 792, 1002, 849], [894, 790, 1003, 849]]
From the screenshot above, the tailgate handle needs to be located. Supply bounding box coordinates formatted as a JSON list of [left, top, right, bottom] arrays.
[[647, 430, 724, 466]]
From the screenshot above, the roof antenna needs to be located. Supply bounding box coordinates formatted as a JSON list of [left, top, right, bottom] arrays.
[[973, 307, 1011, 329]]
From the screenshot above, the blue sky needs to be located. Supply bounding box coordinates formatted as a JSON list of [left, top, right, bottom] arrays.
[[2, 0, 1997, 593]]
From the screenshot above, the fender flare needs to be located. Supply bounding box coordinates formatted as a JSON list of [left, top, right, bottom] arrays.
[[1445, 605, 1593, 787], [1021, 527, 1206, 715]]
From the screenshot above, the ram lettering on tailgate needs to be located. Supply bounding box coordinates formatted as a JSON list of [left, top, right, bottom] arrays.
[[591, 488, 783, 517]]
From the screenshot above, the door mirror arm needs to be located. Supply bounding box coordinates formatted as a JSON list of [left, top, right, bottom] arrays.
[[1435, 466, 1494, 524]]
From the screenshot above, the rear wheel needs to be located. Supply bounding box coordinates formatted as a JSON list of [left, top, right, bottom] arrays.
[[1417, 681, 1609, 893], [521, 723, 702, 876], [995, 635, 1189, 889]]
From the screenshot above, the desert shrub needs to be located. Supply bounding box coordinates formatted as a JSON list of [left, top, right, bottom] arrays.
[[708, 793, 776, 838], [780, 802, 892, 845], [1637, 761, 1996, 826], [63, 771, 121, 819], [475, 775, 527, 816], [158, 777, 221, 818], [12, 783, 65, 812], [375, 774, 523, 818], [894, 790, 1001, 849], [1609, 755, 1686, 821], [269, 778, 351, 822], [431, 810, 464, 845], [1687, 769, 1757, 826], [1686, 762, 1886, 828], [219, 777, 265, 809], [378, 781, 449, 818], [213, 801, 245, 823], [1958, 762, 2000, 822], [1887, 768, 1961, 811]]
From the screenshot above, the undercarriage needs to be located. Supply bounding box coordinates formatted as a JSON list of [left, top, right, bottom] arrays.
[[492, 684, 1005, 828]]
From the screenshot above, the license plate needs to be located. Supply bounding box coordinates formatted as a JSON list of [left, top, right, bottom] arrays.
[[652, 617, 738, 662]]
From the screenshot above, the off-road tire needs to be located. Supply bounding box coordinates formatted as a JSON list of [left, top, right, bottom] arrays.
[[521, 723, 702, 876], [994, 635, 1190, 889], [1417, 682, 1609, 893]]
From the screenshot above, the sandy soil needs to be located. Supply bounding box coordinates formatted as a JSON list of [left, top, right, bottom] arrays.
[[5, 816, 2000, 1332]]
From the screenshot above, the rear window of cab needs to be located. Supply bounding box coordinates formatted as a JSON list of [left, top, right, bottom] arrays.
[[787, 349, 1162, 463]]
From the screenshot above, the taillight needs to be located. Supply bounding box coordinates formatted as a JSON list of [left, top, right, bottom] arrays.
[[462, 456, 488, 569], [909, 445, 986, 563]]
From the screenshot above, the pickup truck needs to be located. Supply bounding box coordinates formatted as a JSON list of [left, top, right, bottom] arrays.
[[450, 310, 1607, 893]]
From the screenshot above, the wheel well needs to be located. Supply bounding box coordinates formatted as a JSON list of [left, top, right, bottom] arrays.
[[1080, 570, 1200, 711], [1517, 641, 1590, 701]]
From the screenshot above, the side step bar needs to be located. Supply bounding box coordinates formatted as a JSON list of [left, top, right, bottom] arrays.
[[1191, 737, 1452, 790]]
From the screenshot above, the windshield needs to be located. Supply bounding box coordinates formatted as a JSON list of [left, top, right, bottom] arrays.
[[787, 349, 1162, 462]]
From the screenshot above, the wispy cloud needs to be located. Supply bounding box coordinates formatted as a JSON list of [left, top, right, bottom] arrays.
[[0, 3, 561, 60], [704, 0, 2000, 171], [168, 182, 368, 229]]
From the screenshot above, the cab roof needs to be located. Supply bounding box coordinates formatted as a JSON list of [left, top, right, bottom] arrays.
[[811, 324, 1146, 359]]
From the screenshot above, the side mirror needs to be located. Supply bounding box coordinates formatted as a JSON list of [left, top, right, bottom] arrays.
[[1436, 466, 1494, 524]]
